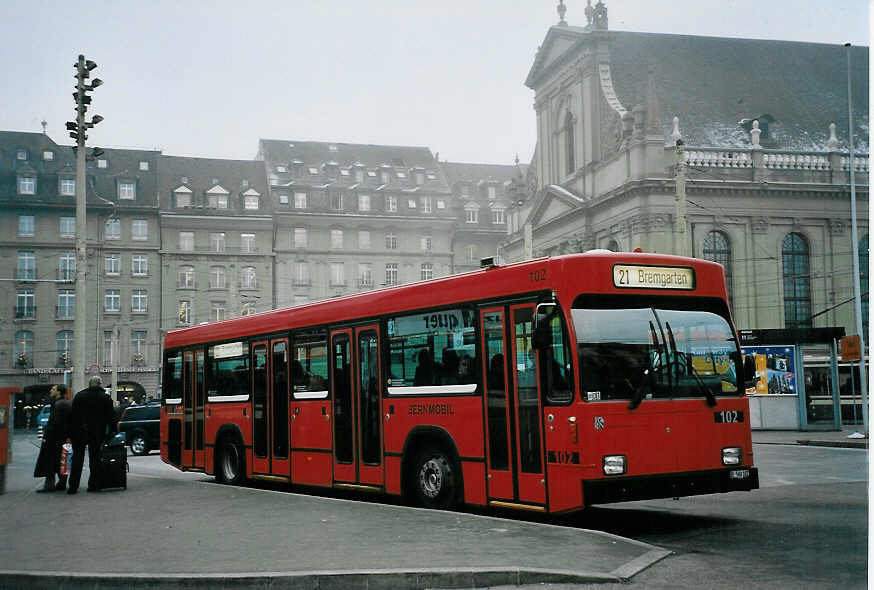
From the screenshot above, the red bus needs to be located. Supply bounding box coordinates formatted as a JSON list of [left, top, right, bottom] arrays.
[[160, 251, 758, 513]]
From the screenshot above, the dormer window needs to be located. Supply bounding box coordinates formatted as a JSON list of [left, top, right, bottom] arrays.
[[487, 185, 497, 199], [174, 187, 192, 208], [244, 195, 259, 210], [276, 166, 287, 173], [59, 178, 76, 196], [242, 179, 249, 188], [139, 161, 149, 171], [460, 185, 470, 197], [207, 185, 229, 209], [97, 159, 107, 168], [340, 168, 350, 176], [367, 170, 377, 178], [415, 172, 425, 185], [16, 149, 27, 160], [43, 151, 54, 161], [279, 194, 289, 204], [18, 174, 36, 195], [381, 170, 391, 184], [308, 167, 319, 175], [118, 181, 136, 200], [355, 168, 364, 182]]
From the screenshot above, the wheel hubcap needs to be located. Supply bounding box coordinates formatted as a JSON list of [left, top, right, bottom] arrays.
[[419, 459, 443, 498], [132, 438, 145, 453]]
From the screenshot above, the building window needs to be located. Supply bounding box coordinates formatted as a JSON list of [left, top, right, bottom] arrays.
[[179, 300, 192, 325], [60, 178, 75, 196], [132, 219, 148, 240], [97, 159, 107, 168], [56, 330, 73, 362], [564, 111, 575, 176], [179, 231, 194, 251], [131, 330, 147, 362], [331, 193, 343, 210], [460, 185, 470, 197], [860, 235, 869, 329], [210, 232, 226, 253], [294, 192, 307, 209], [18, 175, 36, 195], [16, 290, 35, 319], [422, 197, 432, 213], [466, 244, 476, 262], [465, 207, 478, 224], [240, 233, 256, 253], [358, 263, 372, 287], [279, 194, 289, 204], [416, 172, 425, 185], [43, 150, 54, 161], [105, 218, 120, 240], [131, 289, 148, 313], [331, 229, 344, 249], [487, 185, 497, 199], [420, 236, 432, 251], [782, 233, 811, 329], [385, 263, 398, 286], [57, 291, 75, 319], [244, 195, 260, 210], [17, 251, 35, 280], [703, 231, 733, 310], [210, 266, 226, 289], [178, 266, 195, 288], [606, 239, 620, 252], [14, 330, 33, 368], [18, 215, 34, 237], [104, 289, 121, 313], [358, 230, 371, 249], [212, 303, 226, 322], [381, 170, 391, 184], [407, 199, 417, 209], [437, 199, 446, 210], [16, 150, 27, 161], [358, 194, 370, 211], [139, 161, 149, 171], [131, 255, 148, 276], [386, 195, 397, 212], [175, 191, 191, 207], [105, 253, 120, 276], [492, 209, 505, 224], [208, 193, 228, 209], [103, 331, 113, 366], [294, 227, 308, 248], [241, 267, 257, 289], [421, 263, 433, 281], [241, 302, 256, 316], [294, 261, 309, 286], [385, 231, 397, 250], [59, 252, 76, 281], [60, 217, 75, 238], [118, 181, 136, 200], [330, 262, 345, 286]]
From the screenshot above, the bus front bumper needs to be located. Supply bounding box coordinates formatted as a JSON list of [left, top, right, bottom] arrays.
[[582, 466, 759, 506]]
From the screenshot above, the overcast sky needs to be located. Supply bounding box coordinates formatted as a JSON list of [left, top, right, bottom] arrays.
[[1, 0, 868, 165]]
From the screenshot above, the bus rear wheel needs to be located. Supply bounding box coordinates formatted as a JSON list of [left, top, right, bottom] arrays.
[[216, 436, 245, 485], [413, 447, 458, 510]]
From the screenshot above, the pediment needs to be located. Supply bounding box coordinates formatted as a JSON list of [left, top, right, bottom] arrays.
[[173, 185, 192, 194], [529, 184, 585, 226], [242, 188, 261, 196], [206, 185, 229, 194], [525, 26, 587, 89]]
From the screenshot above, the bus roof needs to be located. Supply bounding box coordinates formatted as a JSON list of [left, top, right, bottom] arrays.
[[164, 251, 728, 349]]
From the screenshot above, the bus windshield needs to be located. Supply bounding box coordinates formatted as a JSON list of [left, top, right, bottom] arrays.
[[572, 306, 741, 404]]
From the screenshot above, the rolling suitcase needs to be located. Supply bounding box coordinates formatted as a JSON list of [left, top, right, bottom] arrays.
[[100, 433, 128, 490]]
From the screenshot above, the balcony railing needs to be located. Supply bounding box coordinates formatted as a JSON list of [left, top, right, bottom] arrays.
[[14, 306, 36, 319], [682, 146, 870, 176], [358, 279, 373, 288]]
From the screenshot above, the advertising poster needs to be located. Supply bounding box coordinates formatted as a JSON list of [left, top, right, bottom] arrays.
[[741, 345, 796, 394]]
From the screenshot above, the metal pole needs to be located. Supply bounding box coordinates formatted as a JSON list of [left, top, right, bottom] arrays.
[[845, 43, 868, 435], [72, 54, 88, 395], [112, 325, 119, 402]]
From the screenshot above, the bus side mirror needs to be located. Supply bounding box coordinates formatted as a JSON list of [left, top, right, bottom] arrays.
[[532, 303, 556, 350]]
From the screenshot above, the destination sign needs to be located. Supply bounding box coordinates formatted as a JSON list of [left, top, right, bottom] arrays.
[[613, 265, 695, 290]]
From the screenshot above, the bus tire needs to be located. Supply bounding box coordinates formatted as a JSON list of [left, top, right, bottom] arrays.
[[413, 446, 458, 510], [216, 435, 246, 486]]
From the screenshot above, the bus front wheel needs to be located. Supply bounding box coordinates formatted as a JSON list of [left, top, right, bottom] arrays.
[[413, 446, 458, 510], [216, 436, 245, 485]]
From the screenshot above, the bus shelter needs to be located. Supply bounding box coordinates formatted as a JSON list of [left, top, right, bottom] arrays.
[[740, 327, 850, 431]]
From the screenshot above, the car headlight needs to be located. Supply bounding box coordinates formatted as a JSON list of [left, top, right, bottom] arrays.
[[722, 447, 742, 466], [603, 455, 626, 475]]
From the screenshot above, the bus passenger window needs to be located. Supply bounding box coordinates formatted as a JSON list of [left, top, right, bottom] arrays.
[[542, 313, 573, 404], [292, 332, 329, 399]]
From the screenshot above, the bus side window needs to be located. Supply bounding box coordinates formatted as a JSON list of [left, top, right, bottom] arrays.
[[542, 313, 573, 404]]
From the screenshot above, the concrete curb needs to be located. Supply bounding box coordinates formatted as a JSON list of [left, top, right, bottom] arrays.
[[0, 567, 622, 590], [796, 440, 868, 449]]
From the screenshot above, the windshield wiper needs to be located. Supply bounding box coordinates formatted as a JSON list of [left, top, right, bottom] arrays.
[[665, 322, 717, 407]]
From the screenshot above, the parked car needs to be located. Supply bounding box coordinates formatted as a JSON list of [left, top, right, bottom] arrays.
[[37, 405, 51, 438], [117, 403, 160, 455]]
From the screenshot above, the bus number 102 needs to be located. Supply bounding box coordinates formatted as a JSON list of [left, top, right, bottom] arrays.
[[529, 269, 546, 283]]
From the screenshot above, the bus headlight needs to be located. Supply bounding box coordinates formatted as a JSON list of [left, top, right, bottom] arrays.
[[722, 447, 742, 465], [603, 455, 626, 475]]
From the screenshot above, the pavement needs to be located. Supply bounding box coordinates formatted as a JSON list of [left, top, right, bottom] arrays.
[[752, 426, 869, 449], [0, 427, 866, 589]]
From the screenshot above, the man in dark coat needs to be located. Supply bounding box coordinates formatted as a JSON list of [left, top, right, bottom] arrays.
[[68, 376, 117, 494], [37, 384, 73, 492]]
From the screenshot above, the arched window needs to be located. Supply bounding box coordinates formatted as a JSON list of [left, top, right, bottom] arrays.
[[241, 266, 257, 289], [564, 111, 575, 176], [703, 231, 733, 309], [14, 330, 33, 368], [782, 233, 811, 328], [606, 239, 620, 252], [860, 234, 869, 330]]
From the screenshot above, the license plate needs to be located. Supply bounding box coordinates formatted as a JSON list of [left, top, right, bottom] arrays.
[[714, 410, 744, 423], [729, 469, 750, 479]]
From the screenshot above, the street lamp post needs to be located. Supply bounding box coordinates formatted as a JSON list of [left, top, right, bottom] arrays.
[[68, 54, 103, 394]]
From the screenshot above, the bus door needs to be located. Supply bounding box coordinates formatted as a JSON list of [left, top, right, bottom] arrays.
[[331, 325, 384, 488], [479, 305, 546, 506], [251, 338, 291, 478], [182, 349, 205, 469]]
